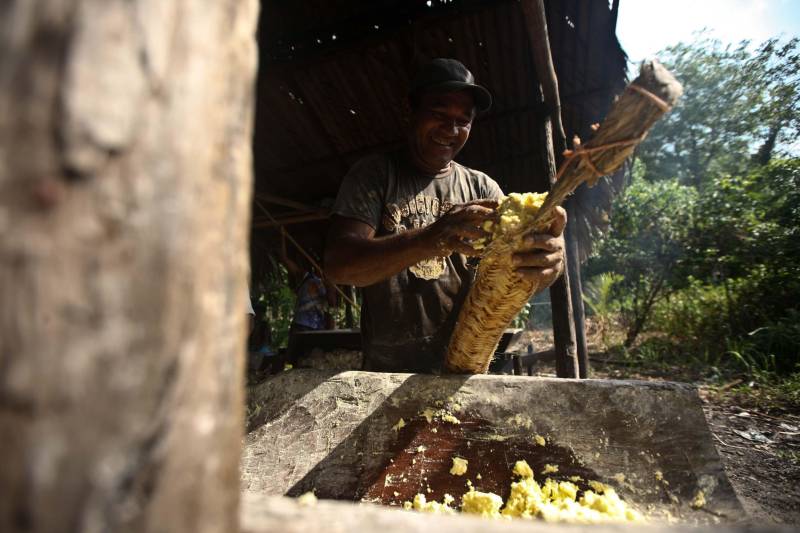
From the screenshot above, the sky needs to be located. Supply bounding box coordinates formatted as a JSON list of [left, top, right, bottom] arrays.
[[616, 0, 800, 63], [617, 0, 800, 154]]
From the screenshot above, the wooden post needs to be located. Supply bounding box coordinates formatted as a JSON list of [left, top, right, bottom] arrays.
[[566, 202, 590, 378], [345, 286, 356, 329], [0, 1, 258, 531], [521, 0, 579, 378]]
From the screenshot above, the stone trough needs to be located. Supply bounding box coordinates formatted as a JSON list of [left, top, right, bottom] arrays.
[[242, 370, 746, 526]]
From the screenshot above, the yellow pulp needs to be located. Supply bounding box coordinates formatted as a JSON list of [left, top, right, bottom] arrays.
[[461, 490, 504, 517], [404, 493, 456, 514], [450, 457, 469, 476], [473, 192, 548, 250], [492, 192, 549, 234], [691, 490, 706, 509], [403, 460, 643, 524]]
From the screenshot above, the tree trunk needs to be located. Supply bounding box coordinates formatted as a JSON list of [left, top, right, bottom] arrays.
[[753, 122, 781, 167], [0, 1, 258, 532]]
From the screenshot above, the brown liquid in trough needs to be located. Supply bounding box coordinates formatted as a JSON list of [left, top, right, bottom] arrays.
[[359, 414, 601, 507]]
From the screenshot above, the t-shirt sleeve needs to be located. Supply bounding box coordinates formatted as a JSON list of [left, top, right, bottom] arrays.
[[332, 155, 389, 229], [477, 172, 505, 201]]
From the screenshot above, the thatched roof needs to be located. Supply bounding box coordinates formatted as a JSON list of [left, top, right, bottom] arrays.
[[250, 0, 627, 281]]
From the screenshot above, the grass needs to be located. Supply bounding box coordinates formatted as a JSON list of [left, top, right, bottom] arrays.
[[706, 373, 800, 413], [583, 316, 800, 412]]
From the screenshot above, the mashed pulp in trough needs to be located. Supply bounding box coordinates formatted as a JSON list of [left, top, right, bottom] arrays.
[[403, 459, 643, 524]]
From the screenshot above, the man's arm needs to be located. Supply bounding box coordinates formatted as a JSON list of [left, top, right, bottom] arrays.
[[325, 199, 497, 287]]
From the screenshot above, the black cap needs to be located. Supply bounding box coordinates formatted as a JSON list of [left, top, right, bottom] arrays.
[[409, 58, 492, 113]]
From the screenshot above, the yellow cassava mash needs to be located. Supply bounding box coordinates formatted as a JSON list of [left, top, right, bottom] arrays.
[[493, 192, 549, 234], [461, 490, 504, 517], [473, 192, 548, 249], [403, 493, 456, 514], [403, 460, 643, 524], [450, 457, 468, 476], [541, 463, 559, 475]]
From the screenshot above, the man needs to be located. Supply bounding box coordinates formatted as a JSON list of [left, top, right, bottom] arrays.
[[325, 58, 566, 373]]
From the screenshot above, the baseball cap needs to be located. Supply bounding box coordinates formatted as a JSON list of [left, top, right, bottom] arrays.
[[409, 58, 492, 113]]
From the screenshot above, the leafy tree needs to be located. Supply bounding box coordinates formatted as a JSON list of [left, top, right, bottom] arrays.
[[592, 158, 800, 373], [691, 160, 800, 340], [689, 159, 800, 281], [588, 177, 698, 346], [587, 31, 800, 381], [636, 36, 800, 187]]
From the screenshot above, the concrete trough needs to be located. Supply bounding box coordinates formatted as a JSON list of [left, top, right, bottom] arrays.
[[243, 370, 746, 526]]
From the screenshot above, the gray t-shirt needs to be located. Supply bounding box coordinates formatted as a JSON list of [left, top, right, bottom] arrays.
[[332, 150, 503, 373]]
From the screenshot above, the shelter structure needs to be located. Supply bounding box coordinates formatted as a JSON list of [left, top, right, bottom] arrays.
[[250, 0, 628, 375]]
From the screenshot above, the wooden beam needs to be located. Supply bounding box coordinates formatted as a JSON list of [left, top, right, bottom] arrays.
[[252, 211, 330, 228], [520, 0, 579, 378], [254, 192, 319, 212]]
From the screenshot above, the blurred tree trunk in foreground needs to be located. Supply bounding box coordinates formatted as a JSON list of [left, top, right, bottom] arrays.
[[0, 1, 258, 532]]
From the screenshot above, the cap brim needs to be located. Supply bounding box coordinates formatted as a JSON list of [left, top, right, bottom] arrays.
[[414, 81, 493, 113]]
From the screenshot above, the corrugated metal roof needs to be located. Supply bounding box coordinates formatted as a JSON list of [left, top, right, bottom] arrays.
[[251, 0, 627, 265]]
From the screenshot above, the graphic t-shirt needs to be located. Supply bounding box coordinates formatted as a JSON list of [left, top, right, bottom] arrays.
[[332, 150, 503, 373]]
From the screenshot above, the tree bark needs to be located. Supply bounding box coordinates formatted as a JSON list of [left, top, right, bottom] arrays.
[[754, 122, 781, 167], [0, 1, 258, 532]]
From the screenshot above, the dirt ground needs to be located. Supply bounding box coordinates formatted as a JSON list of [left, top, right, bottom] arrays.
[[512, 323, 800, 526], [523, 359, 800, 525], [700, 395, 800, 525]]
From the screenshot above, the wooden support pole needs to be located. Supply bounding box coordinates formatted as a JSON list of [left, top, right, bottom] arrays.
[[521, 0, 579, 378], [252, 210, 330, 228], [254, 192, 319, 213], [566, 202, 589, 378], [345, 286, 356, 329]]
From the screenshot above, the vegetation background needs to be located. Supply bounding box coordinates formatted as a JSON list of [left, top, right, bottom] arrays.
[[584, 35, 800, 409]]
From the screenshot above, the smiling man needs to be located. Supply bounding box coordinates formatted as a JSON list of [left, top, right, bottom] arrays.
[[325, 58, 566, 373]]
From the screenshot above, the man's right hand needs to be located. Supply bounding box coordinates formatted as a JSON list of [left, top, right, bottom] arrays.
[[426, 199, 498, 256]]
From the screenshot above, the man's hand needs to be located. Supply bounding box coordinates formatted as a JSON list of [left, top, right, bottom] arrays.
[[512, 206, 567, 287], [426, 199, 498, 256]]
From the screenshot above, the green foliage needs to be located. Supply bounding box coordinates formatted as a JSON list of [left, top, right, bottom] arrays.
[[690, 160, 800, 283], [651, 275, 799, 376], [587, 34, 800, 387], [512, 300, 535, 329], [589, 178, 698, 346], [330, 288, 361, 329], [256, 263, 296, 348], [593, 161, 800, 376], [583, 272, 622, 345], [637, 36, 800, 186], [715, 372, 800, 412]]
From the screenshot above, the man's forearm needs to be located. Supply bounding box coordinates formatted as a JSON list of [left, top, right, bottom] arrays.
[[325, 226, 437, 287]]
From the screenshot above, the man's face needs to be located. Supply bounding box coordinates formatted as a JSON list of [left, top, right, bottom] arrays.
[[408, 90, 476, 174]]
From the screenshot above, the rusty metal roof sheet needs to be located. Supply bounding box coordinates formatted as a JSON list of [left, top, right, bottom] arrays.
[[251, 0, 627, 264]]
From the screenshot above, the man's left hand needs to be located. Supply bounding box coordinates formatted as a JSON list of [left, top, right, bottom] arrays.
[[511, 206, 567, 287]]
